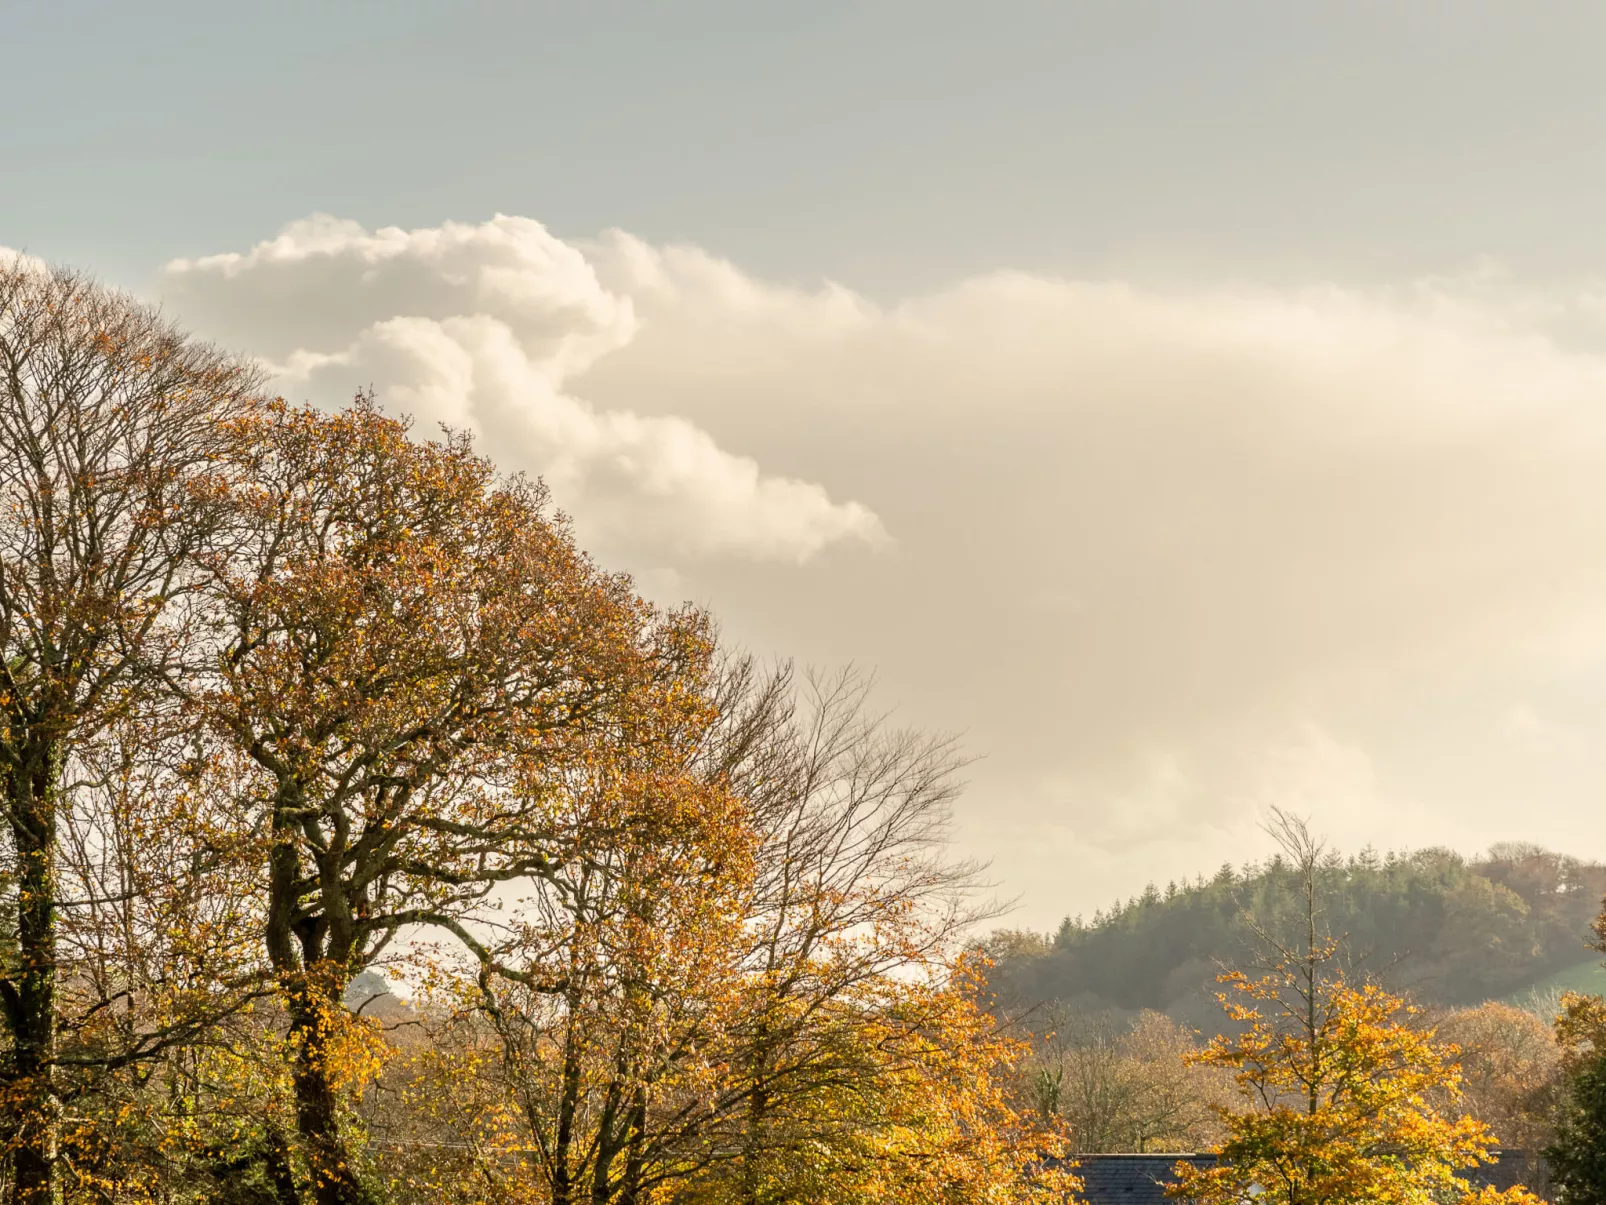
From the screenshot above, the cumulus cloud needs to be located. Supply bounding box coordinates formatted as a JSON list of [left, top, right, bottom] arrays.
[[161, 215, 1606, 923], [161, 215, 886, 562]]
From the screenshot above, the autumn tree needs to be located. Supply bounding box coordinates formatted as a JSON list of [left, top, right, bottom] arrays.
[[708, 955, 1067, 1205], [0, 257, 261, 1203], [1434, 1001, 1560, 1153], [1170, 812, 1541, 1205], [195, 397, 697, 1205]]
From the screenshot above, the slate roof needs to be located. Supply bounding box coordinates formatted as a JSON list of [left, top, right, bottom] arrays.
[[1072, 1153, 1214, 1205], [1066, 1150, 1547, 1205]]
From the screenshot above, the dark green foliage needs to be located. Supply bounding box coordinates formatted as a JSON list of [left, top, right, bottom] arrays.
[[988, 842, 1605, 1019], [1546, 1054, 1606, 1205]]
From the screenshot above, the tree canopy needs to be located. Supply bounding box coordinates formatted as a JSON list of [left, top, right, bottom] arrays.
[[0, 257, 1067, 1205]]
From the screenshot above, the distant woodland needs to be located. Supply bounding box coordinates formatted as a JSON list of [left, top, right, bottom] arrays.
[[985, 842, 1606, 1022]]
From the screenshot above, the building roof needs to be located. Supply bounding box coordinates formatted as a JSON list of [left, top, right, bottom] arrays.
[[1073, 1154, 1214, 1205], [1067, 1150, 1546, 1205]]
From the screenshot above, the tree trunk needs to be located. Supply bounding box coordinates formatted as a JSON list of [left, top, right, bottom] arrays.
[[740, 1023, 773, 1205], [286, 982, 378, 1205], [618, 1086, 647, 1205], [740, 1080, 768, 1205], [266, 804, 377, 1205], [8, 747, 61, 1205], [590, 1081, 622, 1205], [263, 1124, 303, 1205], [552, 1004, 584, 1205]]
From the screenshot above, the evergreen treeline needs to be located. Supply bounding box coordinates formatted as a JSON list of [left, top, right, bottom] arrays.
[[988, 842, 1606, 1019]]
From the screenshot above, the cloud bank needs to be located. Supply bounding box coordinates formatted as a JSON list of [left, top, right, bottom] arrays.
[[162, 215, 885, 562], [163, 216, 1606, 924], [573, 238, 1606, 908]]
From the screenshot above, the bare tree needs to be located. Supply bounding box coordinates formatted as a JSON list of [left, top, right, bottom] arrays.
[[1241, 808, 1336, 1119], [1032, 1008, 1226, 1153]]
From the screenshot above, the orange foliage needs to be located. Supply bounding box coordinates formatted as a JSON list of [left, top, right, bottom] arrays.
[[1173, 966, 1543, 1205]]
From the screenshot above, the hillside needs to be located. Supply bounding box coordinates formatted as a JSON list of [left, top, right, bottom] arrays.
[[987, 842, 1606, 1021]]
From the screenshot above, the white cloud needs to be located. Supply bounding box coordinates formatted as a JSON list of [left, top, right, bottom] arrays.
[[162, 215, 1606, 923], [569, 240, 1606, 916], [161, 215, 886, 562]]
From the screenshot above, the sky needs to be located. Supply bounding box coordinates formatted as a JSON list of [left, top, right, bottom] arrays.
[[7, 2, 1606, 928]]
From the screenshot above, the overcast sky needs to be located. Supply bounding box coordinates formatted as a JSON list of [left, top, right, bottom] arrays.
[[8, 2, 1606, 928]]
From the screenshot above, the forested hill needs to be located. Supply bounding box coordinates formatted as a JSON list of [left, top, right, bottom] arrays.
[[986, 843, 1606, 1019]]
